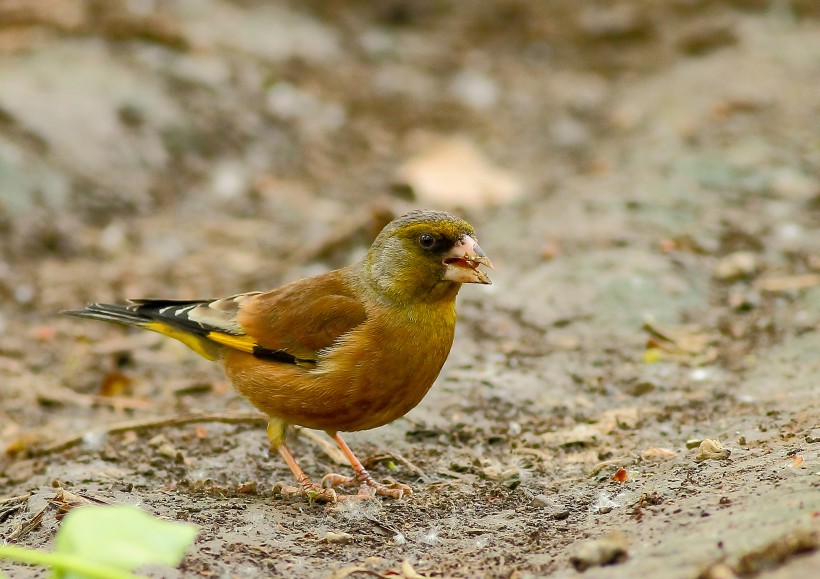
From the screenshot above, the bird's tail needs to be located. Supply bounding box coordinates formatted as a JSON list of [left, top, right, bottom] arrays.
[[63, 300, 222, 360], [62, 302, 153, 329]]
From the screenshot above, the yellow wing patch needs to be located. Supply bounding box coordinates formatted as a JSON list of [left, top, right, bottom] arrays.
[[145, 322, 262, 361], [205, 331, 258, 353], [144, 322, 220, 361]]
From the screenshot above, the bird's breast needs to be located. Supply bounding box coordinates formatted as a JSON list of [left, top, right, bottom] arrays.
[[311, 304, 457, 431]]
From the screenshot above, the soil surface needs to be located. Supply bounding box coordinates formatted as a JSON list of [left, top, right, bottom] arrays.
[[1, 1, 819, 578]]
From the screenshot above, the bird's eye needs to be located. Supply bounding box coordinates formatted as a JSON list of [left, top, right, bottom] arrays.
[[418, 233, 436, 249]]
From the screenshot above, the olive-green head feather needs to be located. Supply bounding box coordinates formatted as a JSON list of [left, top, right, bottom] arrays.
[[361, 210, 491, 306]]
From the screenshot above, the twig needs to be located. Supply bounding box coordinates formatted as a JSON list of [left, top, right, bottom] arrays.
[[330, 567, 388, 579], [0, 494, 30, 508], [587, 455, 635, 478], [2, 505, 46, 542], [50, 489, 114, 521], [36, 386, 156, 411], [29, 412, 268, 456], [514, 447, 552, 461], [387, 451, 429, 483], [27, 413, 351, 467], [754, 274, 820, 292], [296, 429, 348, 465], [0, 494, 30, 525], [363, 515, 411, 542], [361, 452, 428, 482], [278, 204, 394, 271]]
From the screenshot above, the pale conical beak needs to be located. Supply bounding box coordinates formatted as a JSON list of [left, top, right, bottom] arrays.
[[442, 235, 493, 285]]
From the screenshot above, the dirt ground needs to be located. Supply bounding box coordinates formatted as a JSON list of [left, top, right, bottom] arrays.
[[1, 1, 819, 577]]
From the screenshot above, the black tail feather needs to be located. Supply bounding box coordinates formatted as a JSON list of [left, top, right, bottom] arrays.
[[61, 303, 151, 329]]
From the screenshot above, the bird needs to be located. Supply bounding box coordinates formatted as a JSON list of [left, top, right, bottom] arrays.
[[64, 209, 492, 502]]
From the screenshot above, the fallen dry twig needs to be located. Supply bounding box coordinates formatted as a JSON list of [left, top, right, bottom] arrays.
[[588, 455, 637, 478], [753, 274, 820, 292], [27, 412, 352, 467], [50, 488, 114, 521], [29, 411, 268, 456], [36, 385, 156, 411], [0, 494, 30, 509], [699, 528, 818, 577], [2, 505, 46, 542], [361, 451, 430, 482], [0, 494, 30, 526], [296, 428, 348, 465]]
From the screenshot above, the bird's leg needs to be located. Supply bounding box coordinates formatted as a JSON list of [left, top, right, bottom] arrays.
[[268, 420, 336, 503], [321, 432, 413, 499]]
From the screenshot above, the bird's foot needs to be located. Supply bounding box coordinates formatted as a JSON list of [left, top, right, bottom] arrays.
[[273, 480, 338, 503], [322, 472, 412, 500]]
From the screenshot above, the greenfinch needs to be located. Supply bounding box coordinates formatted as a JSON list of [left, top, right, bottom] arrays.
[[65, 210, 492, 501]]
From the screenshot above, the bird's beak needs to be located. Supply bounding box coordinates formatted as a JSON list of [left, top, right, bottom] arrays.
[[442, 235, 493, 285]]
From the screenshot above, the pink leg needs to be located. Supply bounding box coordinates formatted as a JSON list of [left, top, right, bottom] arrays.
[[270, 430, 337, 503]]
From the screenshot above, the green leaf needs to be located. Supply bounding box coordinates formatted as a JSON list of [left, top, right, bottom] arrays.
[[0, 544, 137, 579], [54, 505, 198, 579]]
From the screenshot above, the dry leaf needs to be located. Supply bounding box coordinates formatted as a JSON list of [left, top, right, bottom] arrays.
[[695, 439, 731, 462], [400, 560, 425, 579], [50, 488, 113, 520], [642, 321, 718, 365], [612, 467, 628, 482], [99, 371, 132, 397], [642, 447, 677, 459], [236, 481, 257, 494], [324, 531, 354, 543], [396, 135, 522, 208], [33, 325, 57, 341]]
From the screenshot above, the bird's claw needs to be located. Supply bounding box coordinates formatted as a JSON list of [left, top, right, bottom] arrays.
[[321, 473, 359, 489], [368, 481, 412, 500], [321, 473, 412, 500], [273, 480, 338, 503]]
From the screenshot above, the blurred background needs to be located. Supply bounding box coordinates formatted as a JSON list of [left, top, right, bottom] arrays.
[[1, 1, 819, 577], [1, 1, 819, 299]]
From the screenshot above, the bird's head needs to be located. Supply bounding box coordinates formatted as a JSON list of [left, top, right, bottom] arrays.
[[361, 210, 492, 305]]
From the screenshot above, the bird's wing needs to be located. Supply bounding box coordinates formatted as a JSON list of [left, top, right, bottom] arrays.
[[64, 270, 367, 366], [234, 268, 367, 364]]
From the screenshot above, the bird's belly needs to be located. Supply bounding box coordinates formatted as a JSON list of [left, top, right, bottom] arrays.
[[314, 317, 454, 431]]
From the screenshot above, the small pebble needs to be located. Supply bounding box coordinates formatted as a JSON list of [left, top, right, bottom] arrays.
[[148, 434, 170, 448], [156, 443, 178, 458], [552, 510, 570, 521], [449, 69, 499, 111], [714, 251, 760, 281], [237, 481, 257, 494], [570, 532, 629, 571]]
